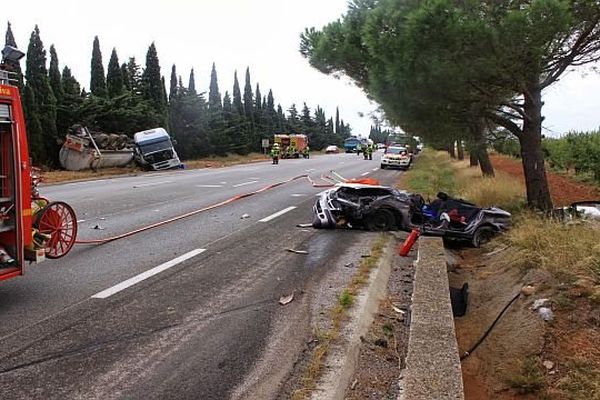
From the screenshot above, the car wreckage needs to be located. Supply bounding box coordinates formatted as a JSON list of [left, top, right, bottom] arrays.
[[312, 183, 511, 247]]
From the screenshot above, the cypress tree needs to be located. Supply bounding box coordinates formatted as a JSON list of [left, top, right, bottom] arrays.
[[126, 57, 142, 95], [58, 66, 82, 137], [208, 63, 222, 110], [335, 107, 340, 135], [61, 66, 81, 96], [254, 83, 262, 112], [232, 71, 243, 115], [276, 104, 285, 131], [142, 43, 167, 124], [48, 45, 63, 104], [169, 64, 178, 101], [188, 68, 196, 94], [121, 62, 130, 91], [24, 26, 58, 166], [243, 67, 253, 119], [222, 91, 232, 116], [106, 48, 123, 98], [288, 104, 300, 133], [4, 22, 24, 88], [90, 36, 107, 97]]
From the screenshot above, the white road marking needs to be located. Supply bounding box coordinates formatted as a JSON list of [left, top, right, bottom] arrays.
[[219, 181, 228, 185], [372, 168, 379, 171], [233, 180, 259, 188], [132, 180, 173, 188], [91, 249, 206, 299], [76, 219, 86, 223], [305, 168, 316, 172], [291, 193, 306, 197], [360, 172, 369, 176], [259, 206, 297, 222], [196, 184, 223, 188]]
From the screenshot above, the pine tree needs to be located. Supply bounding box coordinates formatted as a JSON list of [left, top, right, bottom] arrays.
[[24, 26, 58, 166], [121, 63, 130, 91], [90, 36, 107, 97], [288, 104, 300, 133], [142, 43, 167, 124], [208, 63, 222, 110], [4, 22, 24, 88], [48, 45, 63, 104], [58, 66, 82, 137], [61, 66, 81, 96], [126, 57, 142, 95], [188, 68, 196, 94], [232, 71, 243, 115], [106, 48, 123, 98], [277, 104, 285, 131]]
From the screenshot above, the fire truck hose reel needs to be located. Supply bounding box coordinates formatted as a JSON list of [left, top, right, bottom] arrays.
[[75, 174, 335, 245]]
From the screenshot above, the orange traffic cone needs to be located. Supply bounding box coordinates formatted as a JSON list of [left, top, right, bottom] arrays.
[[399, 229, 420, 257]]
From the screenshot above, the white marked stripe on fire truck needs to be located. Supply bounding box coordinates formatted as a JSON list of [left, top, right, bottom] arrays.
[[259, 206, 297, 223], [91, 249, 206, 299], [132, 180, 173, 188], [233, 180, 259, 188], [360, 172, 369, 176]]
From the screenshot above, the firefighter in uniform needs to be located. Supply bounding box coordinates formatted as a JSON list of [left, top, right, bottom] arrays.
[[303, 145, 310, 159], [270, 143, 280, 165], [367, 143, 373, 160], [356, 142, 362, 156]]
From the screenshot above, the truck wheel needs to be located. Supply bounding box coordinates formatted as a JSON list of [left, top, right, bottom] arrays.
[[366, 209, 396, 231]]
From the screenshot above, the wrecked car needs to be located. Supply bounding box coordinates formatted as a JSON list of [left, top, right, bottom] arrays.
[[312, 184, 511, 247]]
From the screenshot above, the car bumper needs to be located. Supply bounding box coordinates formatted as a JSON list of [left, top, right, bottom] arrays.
[[381, 158, 410, 168]]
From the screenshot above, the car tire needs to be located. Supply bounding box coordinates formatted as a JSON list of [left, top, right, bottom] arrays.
[[366, 209, 396, 231], [472, 226, 495, 248], [381, 164, 386, 169]]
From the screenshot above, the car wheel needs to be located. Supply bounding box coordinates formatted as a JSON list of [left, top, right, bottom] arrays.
[[380, 164, 386, 169], [366, 209, 396, 231], [472, 226, 495, 247]]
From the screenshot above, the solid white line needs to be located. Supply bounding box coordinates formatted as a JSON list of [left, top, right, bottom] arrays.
[[233, 180, 259, 188], [77, 219, 86, 223], [372, 168, 379, 171], [133, 180, 173, 188], [259, 206, 297, 223], [91, 249, 206, 299], [291, 193, 306, 197], [360, 172, 369, 176], [196, 184, 223, 188]]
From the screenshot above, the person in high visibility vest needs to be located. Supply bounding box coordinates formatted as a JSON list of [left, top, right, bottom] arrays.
[[303, 145, 310, 159], [356, 143, 362, 156], [363, 144, 369, 160], [367, 144, 374, 160], [270, 143, 280, 165]]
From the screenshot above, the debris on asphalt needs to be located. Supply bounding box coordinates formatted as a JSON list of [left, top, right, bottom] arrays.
[[91, 224, 105, 230], [361, 254, 371, 258], [296, 223, 313, 228], [392, 305, 406, 314], [344, 262, 355, 268], [241, 213, 250, 219], [279, 293, 294, 305], [286, 249, 308, 255], [350, 379, 358, 390], [521, 285, 536, 296]]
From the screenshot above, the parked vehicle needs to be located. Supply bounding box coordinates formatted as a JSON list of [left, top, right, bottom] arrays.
[[325, 145, 340, 154], [273, 134, 309, 158], [133, 128, 182, 170], [381, 146, 411, 170], [312, 185, 511, 247]]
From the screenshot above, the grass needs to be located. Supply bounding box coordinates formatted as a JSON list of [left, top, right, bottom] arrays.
[[506, 356, 546, 394], [556, 359, 600, 400], [291, 234, 389, 400]]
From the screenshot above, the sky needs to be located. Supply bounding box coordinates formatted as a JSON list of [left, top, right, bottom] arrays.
[[6, 0, 600, 138]]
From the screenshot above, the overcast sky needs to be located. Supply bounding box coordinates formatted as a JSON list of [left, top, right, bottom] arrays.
[[7, 0, 600, 138]]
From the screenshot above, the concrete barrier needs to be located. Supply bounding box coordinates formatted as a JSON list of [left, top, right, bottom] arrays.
[[399, 236, 464, 400]]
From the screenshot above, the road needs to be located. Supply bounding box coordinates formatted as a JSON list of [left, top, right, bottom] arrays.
[[0, 151, 404, 399]]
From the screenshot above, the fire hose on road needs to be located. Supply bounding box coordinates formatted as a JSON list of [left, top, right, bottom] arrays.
[[75, 174, 336, 245]]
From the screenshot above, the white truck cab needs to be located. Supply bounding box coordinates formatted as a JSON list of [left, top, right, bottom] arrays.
[[133, 128, 181, 170]]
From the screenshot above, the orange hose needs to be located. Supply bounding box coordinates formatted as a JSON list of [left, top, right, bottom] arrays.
[[75, 174, 334, 245]]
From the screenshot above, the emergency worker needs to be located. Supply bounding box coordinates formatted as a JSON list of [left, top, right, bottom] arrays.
[[356, 143, 362, 156], [303, 145, 310, 159], [367, 144, 373, 160], [270, 143, 280, 165]]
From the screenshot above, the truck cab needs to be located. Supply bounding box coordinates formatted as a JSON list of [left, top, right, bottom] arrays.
[[133, 128, 181, 170]]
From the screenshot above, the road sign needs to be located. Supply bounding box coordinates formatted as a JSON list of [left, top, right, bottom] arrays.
[[261, 139, 270, 148]]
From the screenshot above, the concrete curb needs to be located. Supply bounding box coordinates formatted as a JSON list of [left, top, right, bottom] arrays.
[[311, 238, 395, 400], [399, 236, 464, 400]]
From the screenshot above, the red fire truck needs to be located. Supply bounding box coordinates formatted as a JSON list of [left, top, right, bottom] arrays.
[[0, 45, 77, 282]]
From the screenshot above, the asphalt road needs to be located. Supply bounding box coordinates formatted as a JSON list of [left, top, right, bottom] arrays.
[[0, 151, 404, 399]]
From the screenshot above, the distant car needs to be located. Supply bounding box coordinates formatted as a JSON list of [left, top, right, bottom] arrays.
[[325, 145, 340, 154], [381, 146, 411, 170]]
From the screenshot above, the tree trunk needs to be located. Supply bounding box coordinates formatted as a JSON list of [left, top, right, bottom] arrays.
[[520, 84, 553, 211], [448, 142, 456, 158], [469, 151, 478, 167], [457, 140, 464, 160], [471, 124, 494, 177]]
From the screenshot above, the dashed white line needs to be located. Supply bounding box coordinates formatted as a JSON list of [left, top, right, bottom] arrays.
[[91, 249, 206, 299], [372, 167, 379, 171], [360, 172, 369, 176], [196, 184, 224, 188], [76, 219, 86, 223], [233, 180, 259, 188], [132, 180, 173, 188], [291, 193, 306, 197], [259, 206, 297, 222]]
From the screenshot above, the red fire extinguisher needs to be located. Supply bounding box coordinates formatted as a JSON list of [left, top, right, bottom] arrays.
[[399, 229, 420, 257]]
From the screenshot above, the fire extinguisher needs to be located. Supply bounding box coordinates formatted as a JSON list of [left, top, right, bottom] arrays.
[[399, 229, 420, 257]]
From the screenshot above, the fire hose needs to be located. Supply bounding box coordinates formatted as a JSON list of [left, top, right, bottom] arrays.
[[75, 174, 335, 245]]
